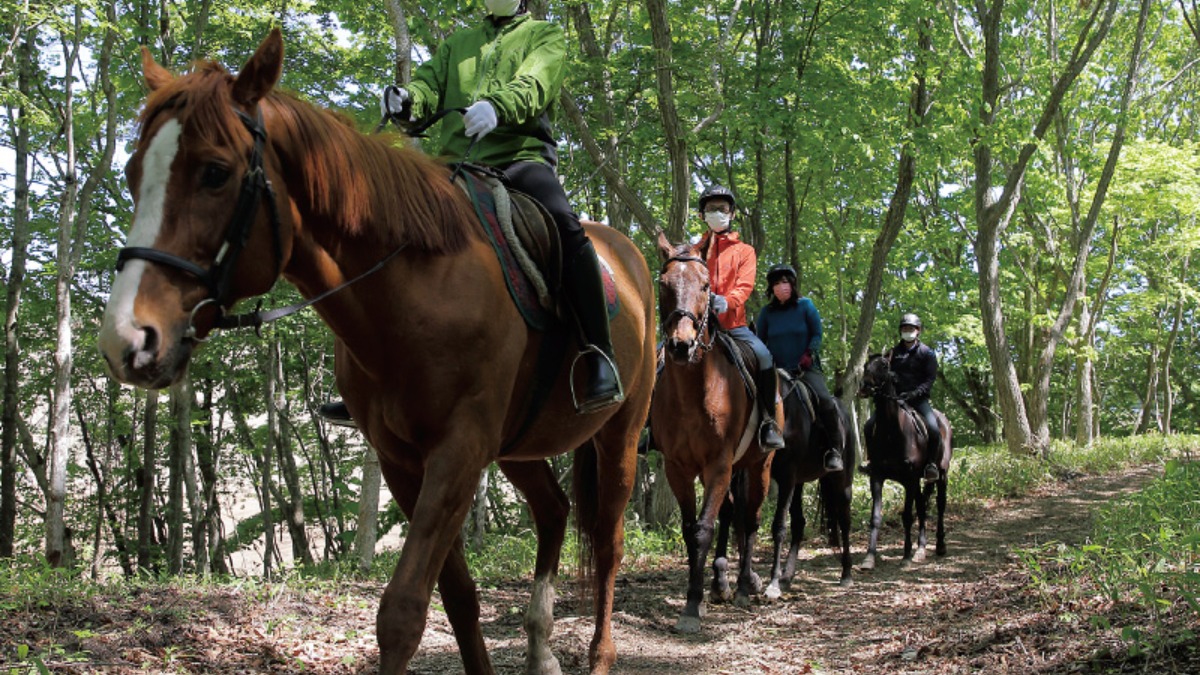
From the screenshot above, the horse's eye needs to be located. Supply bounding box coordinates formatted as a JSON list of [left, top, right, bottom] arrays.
[[201, 163, 231, 189]]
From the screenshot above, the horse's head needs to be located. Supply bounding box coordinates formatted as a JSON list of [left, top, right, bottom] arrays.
[[655, 232, 714, 364], [858, 353, 894, 399], [99, 30, 292, 388]]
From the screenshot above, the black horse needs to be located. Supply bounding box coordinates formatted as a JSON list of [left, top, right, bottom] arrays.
[[764, 371, 856, 596], [857, 354, 952, 569]]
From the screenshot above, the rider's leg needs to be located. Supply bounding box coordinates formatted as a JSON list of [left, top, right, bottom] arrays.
[[914, 399, 942, 480], [803, 369, 844, 471], [505, 161, 622, 413], [317, 400, 355, 428], [730, 327, 784, 453]]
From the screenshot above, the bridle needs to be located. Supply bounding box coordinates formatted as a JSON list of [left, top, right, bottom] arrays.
[[114, 104, 407, 341], [659, 254, 716, 362], [860, 352, 897, 399], [116, 106, 284, 341]]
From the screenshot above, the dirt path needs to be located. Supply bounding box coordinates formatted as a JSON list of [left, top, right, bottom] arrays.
[[2, 464, 1175, 674], [407, 464, 1163, 674]]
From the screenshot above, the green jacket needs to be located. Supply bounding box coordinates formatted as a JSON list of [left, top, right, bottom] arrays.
[[409, 14, 564, 168]]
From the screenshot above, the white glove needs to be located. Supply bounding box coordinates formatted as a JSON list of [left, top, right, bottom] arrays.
[[463, 100, 498, 139], [381, 85, 411, 119], [712, 294, 729, 314]]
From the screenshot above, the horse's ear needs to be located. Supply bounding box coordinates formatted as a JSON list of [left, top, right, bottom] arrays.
[[655, 231, 674, 262], [232, 28, 284, 106], [142, 47, 173, 91]]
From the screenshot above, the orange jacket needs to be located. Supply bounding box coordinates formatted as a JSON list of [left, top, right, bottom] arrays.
[[701, 230, 757, 330]]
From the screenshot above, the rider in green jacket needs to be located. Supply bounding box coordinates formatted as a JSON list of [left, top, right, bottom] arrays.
[[321, 0, 622, 427]]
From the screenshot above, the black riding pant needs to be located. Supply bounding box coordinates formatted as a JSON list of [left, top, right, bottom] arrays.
[[502, 160, 589, 257], [911, 397, 941, 463], [798, 368, 843, 448]]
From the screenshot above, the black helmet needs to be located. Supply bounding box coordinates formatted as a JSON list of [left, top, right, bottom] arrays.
[[698, 185, 736, 212], [900, 313, 923, 330], [766, 264, 797, 287]]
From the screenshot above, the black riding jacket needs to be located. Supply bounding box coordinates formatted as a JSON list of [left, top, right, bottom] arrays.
[[889, 339, 938, 401]]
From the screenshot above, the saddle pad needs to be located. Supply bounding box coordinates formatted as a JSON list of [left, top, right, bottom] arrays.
[[459, 169, 618, 331], [715, 331, 757, 402]]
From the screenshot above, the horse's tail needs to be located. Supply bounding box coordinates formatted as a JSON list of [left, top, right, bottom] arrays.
[[572, 438, 598, 608]]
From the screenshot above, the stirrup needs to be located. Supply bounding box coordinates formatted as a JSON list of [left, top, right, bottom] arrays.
[[569, 345, 624, 414]]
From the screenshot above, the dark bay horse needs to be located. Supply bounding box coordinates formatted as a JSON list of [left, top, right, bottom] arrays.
[[857, 353, 952, 569], [765, 373, 856, 597], [97, 31, 655, 675], [649, 233, 776, 633]]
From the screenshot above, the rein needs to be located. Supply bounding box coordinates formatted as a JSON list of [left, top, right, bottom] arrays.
[[659, 254, 716, 362]]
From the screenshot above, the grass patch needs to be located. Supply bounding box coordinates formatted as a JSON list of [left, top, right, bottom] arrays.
[[1019, 453, 1200, 660]]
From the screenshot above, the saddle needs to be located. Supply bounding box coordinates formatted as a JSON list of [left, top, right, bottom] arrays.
[[777, 369, 817, 421], [454, 165, 618, 331], [714, 330, 757, 402]]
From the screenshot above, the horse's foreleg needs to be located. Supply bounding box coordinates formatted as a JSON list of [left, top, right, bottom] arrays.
[[377, 454, 486, 675], [912, 481, 933, 564], [861, 475, 884, 570], [766, 478, 795, 600], [498, 460, 570, 675], [790, 482, 807, 577]]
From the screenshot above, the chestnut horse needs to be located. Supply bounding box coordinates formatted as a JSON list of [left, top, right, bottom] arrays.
[[764, 374, 856, 597], [97, 31, 655, 675], [857, 353, 952, 569], [649, 233, 776, 633]]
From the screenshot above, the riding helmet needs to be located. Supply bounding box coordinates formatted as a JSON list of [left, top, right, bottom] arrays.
[[766, 264, 797, 287], [900, 312, 923, 330], [698, 185, 736, 212]]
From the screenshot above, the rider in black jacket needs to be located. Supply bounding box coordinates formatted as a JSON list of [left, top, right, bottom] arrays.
[[888, 313, 942, 481]]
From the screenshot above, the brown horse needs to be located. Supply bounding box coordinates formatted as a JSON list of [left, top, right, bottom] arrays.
[[649, 232, 776, 633], [97, 31, 655, 675], [857, 353, 952, 569], [764, 373, 856, 597]]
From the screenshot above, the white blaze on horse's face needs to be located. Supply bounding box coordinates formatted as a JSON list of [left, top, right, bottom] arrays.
[[98, 118, 183, 380]]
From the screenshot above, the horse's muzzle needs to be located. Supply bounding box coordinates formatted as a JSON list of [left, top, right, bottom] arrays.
[[665, 338, 695, 364]]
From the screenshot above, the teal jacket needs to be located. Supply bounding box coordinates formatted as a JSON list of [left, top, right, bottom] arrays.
[[408, 14, 564, 167]]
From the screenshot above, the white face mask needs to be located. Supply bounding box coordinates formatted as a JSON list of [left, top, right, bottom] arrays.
[[705, 211, 731, 232], [900, 330, 918, 342], [484, 0, 520, 16]]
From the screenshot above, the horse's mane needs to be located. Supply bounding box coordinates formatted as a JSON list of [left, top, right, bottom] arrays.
[[138, 61, 474, 254]]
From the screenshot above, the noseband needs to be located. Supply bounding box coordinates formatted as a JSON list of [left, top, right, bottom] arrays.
[[659, 254, 715, 362], [115, 106, 284, 340]]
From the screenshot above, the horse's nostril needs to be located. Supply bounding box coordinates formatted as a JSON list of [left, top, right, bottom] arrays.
[[129, 325, 160, 370]]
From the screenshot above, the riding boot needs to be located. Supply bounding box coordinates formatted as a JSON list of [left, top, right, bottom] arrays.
[[819, 402, 845, 472], [317, 400, 356, 428], [563, 240, 624, 414], [754, 368, 785, 453], [924, 430, 942, 481]]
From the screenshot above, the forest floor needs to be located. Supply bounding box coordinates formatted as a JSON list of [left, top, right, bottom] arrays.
[[4, 462, 1198, 674]]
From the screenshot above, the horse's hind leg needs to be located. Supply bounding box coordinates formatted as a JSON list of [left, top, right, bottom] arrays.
[[499, 460, 570, 675], [581, 427, 641, 673], [935, 477, 948, 556], [734, 461, 770, 608], [711, 491, 734, 602], [902, 484, 917, 561], [911, 482, 932, 564]]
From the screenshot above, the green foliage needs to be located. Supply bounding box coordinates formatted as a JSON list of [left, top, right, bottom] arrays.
[[1019, 454, 1200, 658]]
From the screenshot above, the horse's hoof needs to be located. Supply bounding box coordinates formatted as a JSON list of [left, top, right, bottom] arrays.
[[674, 615, 702, 634], [749, 572, 764, 595], [936, 545, 947, 557], [525, 655, 562, 675], [860, 555, 876, 570], [765, 584, 781, 601], [839, 575, 853, 588], [912, 549, 927, 563], [733, 593, 752, 609]]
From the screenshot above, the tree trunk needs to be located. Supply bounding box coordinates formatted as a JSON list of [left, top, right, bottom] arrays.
[[353, 445, 382, 573], [138, 390, 159, 573], [0, 29, 34, 559], [645, 0, 691, 238], [270, 338, 313, 567]]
